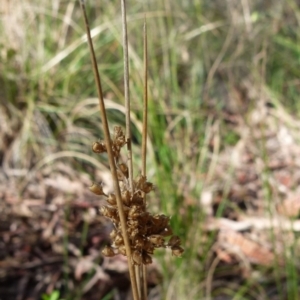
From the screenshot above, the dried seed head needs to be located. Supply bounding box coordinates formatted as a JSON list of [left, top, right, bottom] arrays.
[[90, 125, 184, 263], [132, 250, 142, 265], [89, 182, 105, 195], [171, 246, 184, 257], [102, 245, 115, 257], [107, 193, 117, 205], [92, 141, 106, 153]]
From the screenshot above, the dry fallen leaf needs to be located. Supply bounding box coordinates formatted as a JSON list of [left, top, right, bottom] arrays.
[[277, 194, 300, 217], [218, 230, 275, 266]]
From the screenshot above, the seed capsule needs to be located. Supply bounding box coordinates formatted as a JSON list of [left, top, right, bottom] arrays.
[[107, 193, 117, 205], [168, 235, 181, 247], [133, 235, 145, 248], [112, 144, 121, 158], [127, 219, 139, 228], [110, 229, 118, 239], [113, 126, 126, 147], [89, 182, 105, 195], [142, 182, 154, 194], [139, 212, 150, 224], [100, 205, 117, 218], [132, 250, 142, 265], [132, 192, 144, 205], [171, 246, 184, 257], [118, 245, 126, 255], [152, 214, 170, 229], [102, 245, 115, 257], [121, 190, 131, 206], [129, 228, 139, 238], [144, 240, 155, 254], [92, 141, 106, 153], [160, 225, 173, 237], [114, 234, 124, 246], [142, 252, 152, 265], [128, 205, 140, 219], [149, 235, 165, 247]]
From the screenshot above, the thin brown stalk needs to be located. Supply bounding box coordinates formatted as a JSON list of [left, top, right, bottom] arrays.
[[142, 18, 148, 178], [120, 0, 134, 192], [120, 0, 141, 297], [78, 2, 139, 300], [141, 17, 148, 300]]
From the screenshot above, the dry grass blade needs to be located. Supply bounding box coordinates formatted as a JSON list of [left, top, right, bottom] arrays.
[[78, 1, 139, 300]]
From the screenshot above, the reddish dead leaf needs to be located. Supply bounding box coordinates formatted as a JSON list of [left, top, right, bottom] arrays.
[[218, 230, 275, 266], [215, 248, 234, 263], [277, 194, 300, 218], [275, 172, 293, 188]]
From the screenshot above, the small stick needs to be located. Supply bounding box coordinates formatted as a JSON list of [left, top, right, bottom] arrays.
[[79, 2, 139, 300], [141, 17, 148, 300]]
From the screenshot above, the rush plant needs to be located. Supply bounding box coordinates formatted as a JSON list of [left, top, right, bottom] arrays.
[[79, 1, 184, 299]]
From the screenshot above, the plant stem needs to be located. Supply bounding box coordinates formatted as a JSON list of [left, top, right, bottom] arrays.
[[79, 2, 139, 300], [120, 0, 134, 192], [141, 17, 148, 300], [120, 1, 141, 298], [142, 18, 148, 178]]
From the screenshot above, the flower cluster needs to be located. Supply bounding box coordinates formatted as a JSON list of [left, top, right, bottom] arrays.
[[90, 126, 184, 265]]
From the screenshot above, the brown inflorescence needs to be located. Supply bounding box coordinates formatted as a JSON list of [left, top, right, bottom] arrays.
[[91, 126, 184, 265]]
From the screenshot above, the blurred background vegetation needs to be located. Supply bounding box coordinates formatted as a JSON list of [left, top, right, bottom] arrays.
[[1, 0, 300, 299]]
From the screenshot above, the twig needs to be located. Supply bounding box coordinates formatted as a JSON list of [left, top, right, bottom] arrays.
[[78, 2, 139, 300]]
